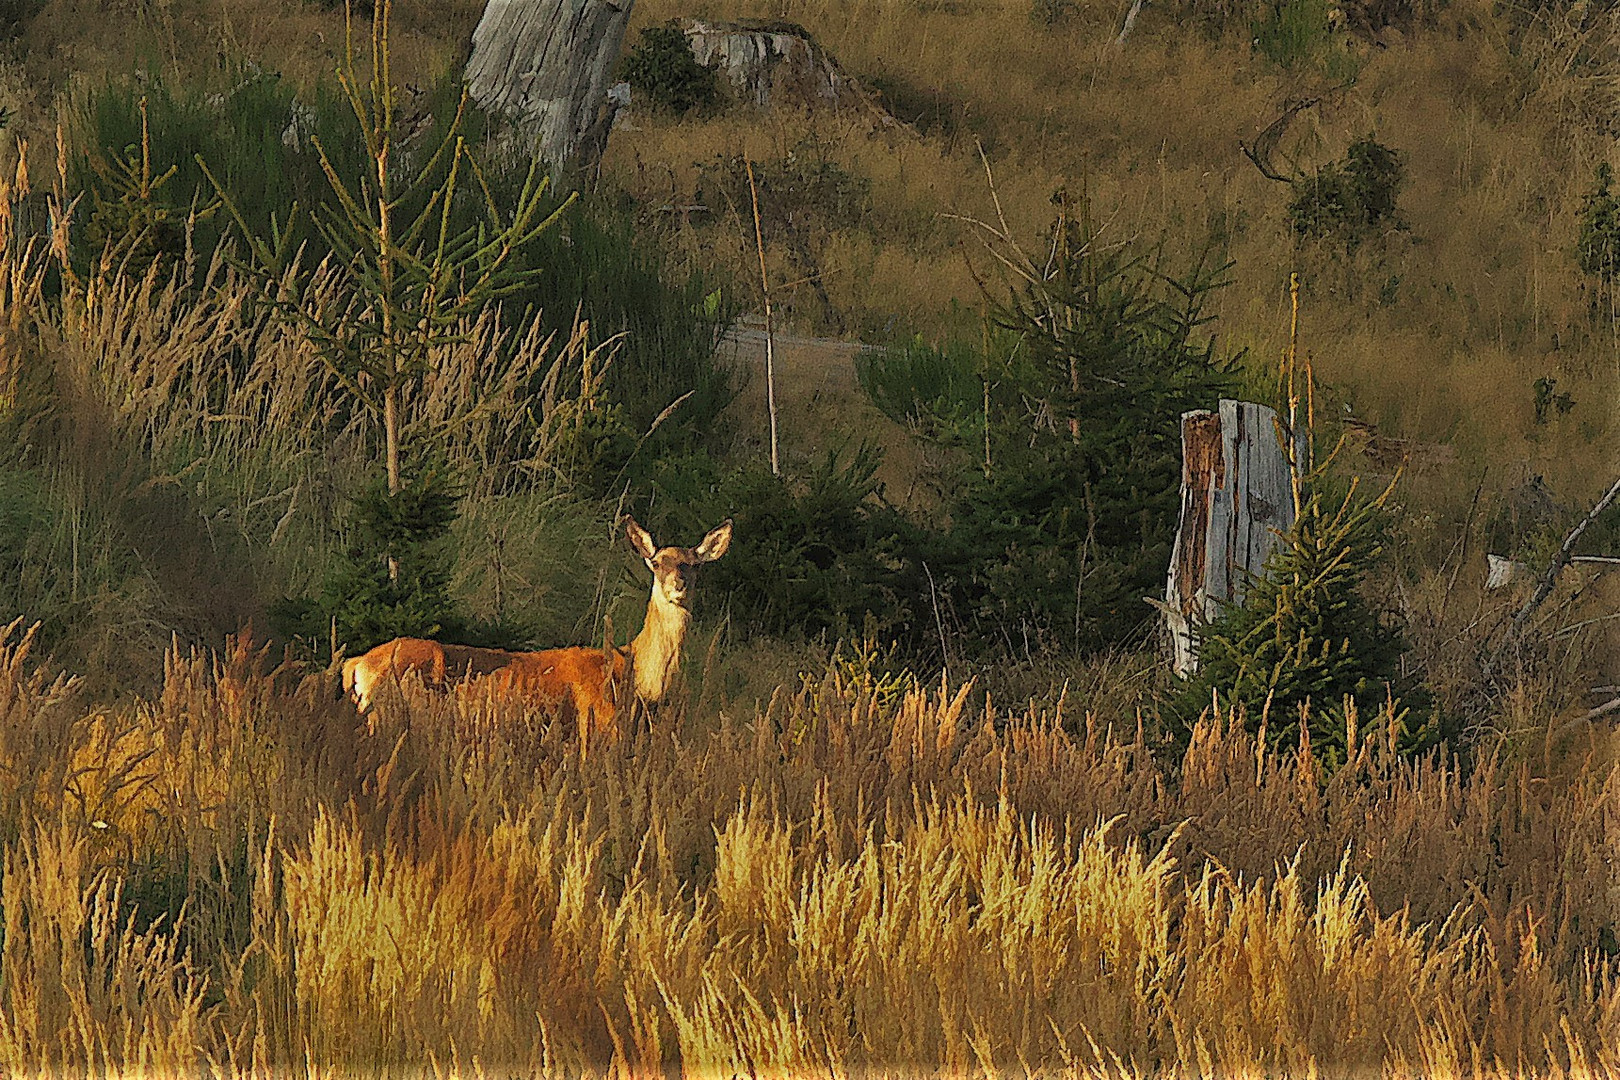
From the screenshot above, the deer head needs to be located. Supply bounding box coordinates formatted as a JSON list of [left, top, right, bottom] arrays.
[[625, 517, 732, 610]]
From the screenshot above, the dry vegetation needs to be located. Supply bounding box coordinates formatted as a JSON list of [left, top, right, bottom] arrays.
[[611, 0, 1619, 531], [0, 622, 1612, 1076], [0, 2, 1616, 1075], [0, 144, 633, 686]]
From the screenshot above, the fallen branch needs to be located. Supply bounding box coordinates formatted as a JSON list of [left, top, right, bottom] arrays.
[[1239, 97, 1319, 183], [1549, 694, 1620, 744], [1485, 474, 1620, 674], [1114, 0, 1148, 46]]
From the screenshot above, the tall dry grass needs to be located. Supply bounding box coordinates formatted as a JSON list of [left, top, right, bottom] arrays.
[[0, 620, 1614, 1076], [0, 121, 621, 685], [612, 0, 1620, 533]]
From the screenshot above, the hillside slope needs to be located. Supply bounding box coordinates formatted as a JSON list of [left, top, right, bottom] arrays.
[[608, 0, 1617, 516]]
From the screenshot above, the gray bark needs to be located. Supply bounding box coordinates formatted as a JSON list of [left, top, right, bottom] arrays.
[[683, 20, 875, 114], [465, 0, 635, 177], [1163, 400, 1300, 676], [1114, 0, 1148, 46], [1485, 473, 1620, 675]]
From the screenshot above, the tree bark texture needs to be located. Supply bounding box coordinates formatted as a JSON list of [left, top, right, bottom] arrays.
[[1163, 400, 1299, 676], [465, 0, 635, 176], [682, 20, 876, 115]]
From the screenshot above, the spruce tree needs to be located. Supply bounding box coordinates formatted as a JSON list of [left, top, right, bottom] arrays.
[[1168, 473, 1443, 765]]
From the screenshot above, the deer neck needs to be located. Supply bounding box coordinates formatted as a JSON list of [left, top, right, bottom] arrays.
[[630, 590, 689, 702]]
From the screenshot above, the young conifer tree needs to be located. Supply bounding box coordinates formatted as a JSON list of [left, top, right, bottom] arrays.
[[1167, 282, 1442, 764], [1169, 472, 1441, 764], [201, 0, 570, 503]]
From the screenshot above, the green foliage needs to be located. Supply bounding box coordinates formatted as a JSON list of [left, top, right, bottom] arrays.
[[278, 470, 471, 655], [634, 446, 923, 642], [75, 72, 298, 276], [1532, 376, 1575, 424], [857, 201, 1237, 656], [868, 203, 1237, 654], [201, 9, 569, 498], [81, 144, 194, 277], [619, 25, 721, 117], [1167, 478, 1443, 765], [524, 204, 738, 474], [0, 467, 53, 619], [1249, 0, 1359, 73], [1252, 0, 1330, 65], [1288, 136, 1406, 251], [72, 68, 735, 476], [1576, 162, 1620, 287], [856, 333, 986, 442]]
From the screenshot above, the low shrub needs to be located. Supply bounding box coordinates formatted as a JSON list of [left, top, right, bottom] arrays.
[[619, 24, 721, 117], [274, 469, 473, 658], [633, 445, 924, 643], [697, 143, 872, 244], [1576, 161, 1620, 290], [1288, 135, 1406, 251]]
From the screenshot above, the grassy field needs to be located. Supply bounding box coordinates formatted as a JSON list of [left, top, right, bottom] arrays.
[[13, 0, 1613, 500], [610, 0, 1619, 527], [0, 622, 1616, 1076], [0, 1, 1615, 1074]]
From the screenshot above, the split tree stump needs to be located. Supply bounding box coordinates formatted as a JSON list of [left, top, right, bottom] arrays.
[[681, 20, 879, 115], [464, 0, 636, 176], [1162, 400, 1300, 676]]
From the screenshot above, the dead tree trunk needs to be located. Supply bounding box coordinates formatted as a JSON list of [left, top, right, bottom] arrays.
[[1162, 400, 1300, 676], [464, 0, 635, 177]]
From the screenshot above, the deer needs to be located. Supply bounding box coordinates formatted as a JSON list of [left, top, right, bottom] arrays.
[[341, 516, 733, 733]]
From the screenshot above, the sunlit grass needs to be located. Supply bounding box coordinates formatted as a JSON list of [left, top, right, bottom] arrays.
[[0, 621, 1614, 1076]]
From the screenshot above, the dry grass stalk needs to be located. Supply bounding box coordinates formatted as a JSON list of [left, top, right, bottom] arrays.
[[0, 622, 1612, 1076]]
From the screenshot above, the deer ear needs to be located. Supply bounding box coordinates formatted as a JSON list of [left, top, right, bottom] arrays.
[[695, 519, 733, 562], [625, 517, 657, 561]]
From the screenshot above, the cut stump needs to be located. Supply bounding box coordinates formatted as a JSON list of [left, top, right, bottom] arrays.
[[465, 0, 636, 176], [1163, 400, 1300, 676]]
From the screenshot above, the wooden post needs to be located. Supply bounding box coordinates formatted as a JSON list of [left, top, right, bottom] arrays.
[[745, 158, 779, 476], [464, 0, 636, 177], [1162, 399, 1299, 676]]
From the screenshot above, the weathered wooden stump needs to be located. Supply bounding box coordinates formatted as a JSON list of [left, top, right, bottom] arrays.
[[681, 19, 880, 115], [464, 0, 636, 176], [1163, 400, 1300, 676]]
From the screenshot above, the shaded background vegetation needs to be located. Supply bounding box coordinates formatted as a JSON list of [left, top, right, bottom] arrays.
[[0, 0, 1611, 725]]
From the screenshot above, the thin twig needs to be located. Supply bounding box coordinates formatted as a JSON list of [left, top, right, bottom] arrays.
[[1549, 695, 1620, 743], [1487, 474, 1620, 672], [1437, 471, 1487, 627], [921, 560, 951, 686], [1551, 610, 1620, 639], [745, 158, 779, 476]]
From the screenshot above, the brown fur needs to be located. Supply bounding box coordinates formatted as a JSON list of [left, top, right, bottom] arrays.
[[341, 517, 733, 733], [475, 646, 630, 733], [342, 638, 522, 711]]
